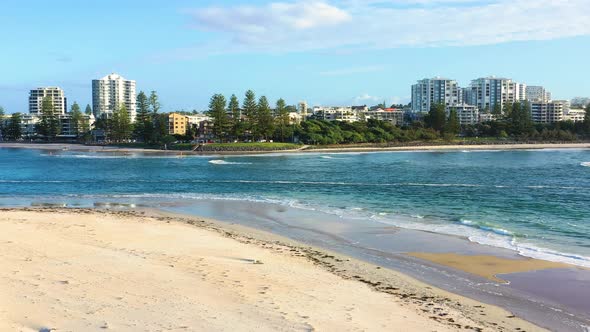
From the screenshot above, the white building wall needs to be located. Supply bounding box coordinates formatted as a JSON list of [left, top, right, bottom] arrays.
[[92, 73, 137, 122], [29, 87, 67, 115]]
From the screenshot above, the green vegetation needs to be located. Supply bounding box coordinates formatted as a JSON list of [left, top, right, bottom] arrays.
[[7, 113, 23, 140], [200, 142, 301, 152], [36, 96, 60, 140]]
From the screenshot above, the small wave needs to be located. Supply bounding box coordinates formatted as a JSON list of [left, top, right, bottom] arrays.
[[458, 218, 514, 236], [411, 214, 425, 219], [581, 162, 590, 167], [208, 160, 253, 165]]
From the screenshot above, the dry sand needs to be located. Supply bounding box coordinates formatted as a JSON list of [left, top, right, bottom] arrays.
[[408, 252, 571, 283], [0, 208, 544, 331]]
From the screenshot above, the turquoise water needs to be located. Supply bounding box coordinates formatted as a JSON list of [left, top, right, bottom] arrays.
[[1, 147, 589, 266]]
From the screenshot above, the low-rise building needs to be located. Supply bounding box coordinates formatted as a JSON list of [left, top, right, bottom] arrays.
[[362, 108, 404, 125], [563, 108, 586, 123], [312, 106, 359, 122], [479, 113, 497, 123], [169, 113, 189, 135], [530, 100, 568, 124], [449, 104, 479, 125]]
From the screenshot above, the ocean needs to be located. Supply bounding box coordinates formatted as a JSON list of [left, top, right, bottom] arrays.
[[1, 147, 589, 267]]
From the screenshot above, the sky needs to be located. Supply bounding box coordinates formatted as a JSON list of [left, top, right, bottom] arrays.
[[1, 0, 590, 114]]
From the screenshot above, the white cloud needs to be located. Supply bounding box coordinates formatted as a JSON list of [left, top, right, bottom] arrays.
[[186, 0, 590, 53]]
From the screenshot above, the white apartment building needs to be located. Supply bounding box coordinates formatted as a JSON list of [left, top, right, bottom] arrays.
[[563, 108, 586, 123], [465, 77, 526, 112], [530, 100, 569, 124], [526, 86, 552, 102], [411, 77, 461, 113], [312, 106, 359, 122], [363, 108, 404, 125], [92, 73, 137, 121], [29, 87, 67, 115], [449, 104, 479, 125], [186, 114, 212, 127]]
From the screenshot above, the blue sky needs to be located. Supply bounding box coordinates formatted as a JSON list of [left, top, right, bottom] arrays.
[[1, 0, 589, 113]]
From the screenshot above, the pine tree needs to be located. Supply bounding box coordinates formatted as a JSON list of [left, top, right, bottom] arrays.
[[242, 90, 257, 139], [228, 94, 242, 141], [7, 113, 22, 140], [207, 94, 229, 141], [85, 104, 93, 115], [444, 107, 460, 136], [134, 91, 153, 142], [111, 104, 133, 142], [70, 102, 84, 136], [425, 103, 446, 133], [37, 96, 60, 140], [256, 96, 275, 141], [149, 91, 161, 114], [275, 98, 290, 142]]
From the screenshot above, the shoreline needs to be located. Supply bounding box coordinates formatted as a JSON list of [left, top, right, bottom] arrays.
[[1, 141, 589, 156], [0, 207, 542, 331]]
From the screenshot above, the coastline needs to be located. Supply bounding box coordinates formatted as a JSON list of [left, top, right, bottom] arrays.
[[1, 141, 589, 156], [0, 207, 542, 332]]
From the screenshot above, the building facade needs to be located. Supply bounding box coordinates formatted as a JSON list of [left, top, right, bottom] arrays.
[[29, 87, 67, 115], [411, 77, 461, 113], [530, 100, 569, 124], [526, 86, 551, 102], [449, 104, 479, 125], [92, 73, 137, 121], [363, 108, 404, 125], [563, 108, 586, 122], [465, 77, 526, 112], [312, 106, 359, 122], [169, 113, 189, 135]]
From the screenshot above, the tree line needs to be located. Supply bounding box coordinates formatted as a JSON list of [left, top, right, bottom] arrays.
[[206, 90, 296, 142]]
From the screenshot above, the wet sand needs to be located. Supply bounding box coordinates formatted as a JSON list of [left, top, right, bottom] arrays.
[[0, 208, 540, 332], [408, 253, 571, 283]]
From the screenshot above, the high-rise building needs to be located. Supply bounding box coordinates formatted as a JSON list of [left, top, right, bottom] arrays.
[[465, 77, 526, 112], [92, 73, 137, 121], [29, 87, 67, 115], [526, 86, 551, 102], [411, 77, 461, 113]]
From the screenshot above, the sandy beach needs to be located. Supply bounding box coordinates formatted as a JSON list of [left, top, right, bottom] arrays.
[[0, 208, 543, 332]]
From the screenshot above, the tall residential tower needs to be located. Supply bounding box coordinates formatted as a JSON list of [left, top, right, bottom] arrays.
[[29, 87, 67, 115], [92, 73, 136, 121], [465, 77, 526, 112], [411, 77, 461, 113]]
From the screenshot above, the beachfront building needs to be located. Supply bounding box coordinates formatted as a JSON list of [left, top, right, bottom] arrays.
[[411, 77, 461, 113], [299, 101, 308, 118], [312, 106, 359, 123], [479, 113, 497, 123], [363, 108, 404, 125], [169, 113, 189, 135], [530, 100, 569, 124], [563, 108, 586, 123], [449, 104, 479, 125], [526, 86, 551, 102], [465, 77, 526, 112], [29, 87, 67, 115], [187, 114, 211, 128], [92, 73, 137, 122]]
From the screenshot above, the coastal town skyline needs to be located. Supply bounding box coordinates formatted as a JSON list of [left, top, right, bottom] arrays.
[[1, 0, 590, 113]]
